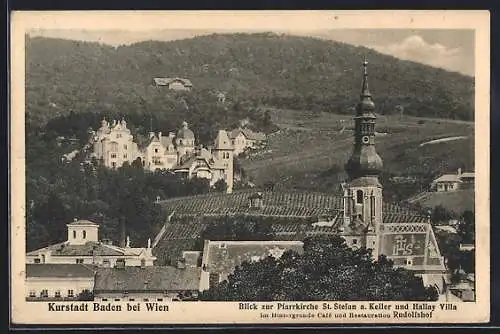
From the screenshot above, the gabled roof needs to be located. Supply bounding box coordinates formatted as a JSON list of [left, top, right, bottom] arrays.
[[153, 77, 193, 87], [26, 264, 96, 278], [229, 128, 266, 141], [214, 130, 232, 150], [94, 266, 201, 292]]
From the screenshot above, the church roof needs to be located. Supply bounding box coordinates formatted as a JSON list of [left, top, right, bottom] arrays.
[[94, 266, 200, 292]]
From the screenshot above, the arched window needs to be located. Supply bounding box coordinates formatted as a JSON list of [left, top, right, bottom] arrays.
[[356, 190, 364, 204], [73, 230, 76, 239], [83, 230, 86, 239]]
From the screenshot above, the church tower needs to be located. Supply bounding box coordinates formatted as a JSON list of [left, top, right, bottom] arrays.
[[343, 58, 384, 258]]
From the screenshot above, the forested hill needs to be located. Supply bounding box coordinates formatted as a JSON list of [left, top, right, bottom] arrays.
[[26, 32, 474, 127]]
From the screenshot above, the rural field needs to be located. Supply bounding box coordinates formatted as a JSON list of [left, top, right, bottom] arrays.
[[240, 108, 475, 199]]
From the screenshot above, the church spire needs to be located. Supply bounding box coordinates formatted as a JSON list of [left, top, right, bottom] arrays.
[[344, 58, 383, 181], [361, 56, 371, 98]]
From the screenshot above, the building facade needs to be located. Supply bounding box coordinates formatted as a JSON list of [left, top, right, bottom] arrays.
[[93, 266, 200, 302], [26, 219, 156, 267], [432, 168, 475, 192], [88, 120, 235, 193], [25, 264, 95, 301]]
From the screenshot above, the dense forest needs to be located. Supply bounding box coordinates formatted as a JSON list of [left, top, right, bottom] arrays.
[[26, 33, 474, 128]]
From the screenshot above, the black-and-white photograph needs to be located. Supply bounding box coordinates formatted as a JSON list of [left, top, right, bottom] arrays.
[[10, 11, 490, 325]]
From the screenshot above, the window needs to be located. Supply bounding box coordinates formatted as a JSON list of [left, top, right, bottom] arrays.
[[406, 258, 413, 266], [352, 239, 357, 244], [103, 260, 110, 267], [112, 162, 116, 168], [68, 290, 74, 297], [102, 298, 108, 301], [116, 134, 122, 138], [76, 258, 84, 264], [141, 259, 146, 267], [73, 230, 76, 239], [143, 298, 149, 302], [55, 290, 61, 298], [111, 153, 117, 158], [40, 289, 48, 298], [114, 298, 121, 301], [123, 154, 127, 159], [155, 148, 159, 153], [356, 190, 364, 204], [83, 230, 86, 239], [110, 142, 119, 152], [157, 298, 163, 302], [129, 298, 135, 302], [29, 290, 36, 297], [34, 258, 41, 264], [124, 144, 127, 150]]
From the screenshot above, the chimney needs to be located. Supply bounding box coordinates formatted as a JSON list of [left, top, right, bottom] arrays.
[[169, 132, 175, 139], [149, 132, 155, 139], [457, 168, 462, 176], [158, 132, 162, 140]]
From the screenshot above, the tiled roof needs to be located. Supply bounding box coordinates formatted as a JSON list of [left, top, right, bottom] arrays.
[[94, 266, 201, 292], [157, 190, 422, 219], [27, 241, 125, 257], [26, 264, 96, 278], [202, 240, 303, 276]]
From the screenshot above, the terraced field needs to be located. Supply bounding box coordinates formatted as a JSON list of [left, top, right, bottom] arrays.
[[240, 108, 474, 193]]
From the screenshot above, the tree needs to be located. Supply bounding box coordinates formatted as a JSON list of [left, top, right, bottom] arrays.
[[201, 235, 438, 301], [458, 210, 475, 244], [77, 289, 94, 301], [212, 179, 227, 193], [431, 205, 455, 225]]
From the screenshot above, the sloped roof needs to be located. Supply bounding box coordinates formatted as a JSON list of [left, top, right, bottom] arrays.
[[153, 77, 193, 87], [214, 130, 232, 150], [157, 190, 423, 219], [202, 240, 303, 276], [460, 172, 475, 179], [94, 266, 201, 292], [433, 174, 462, 183], [67, 219, 98, 226], [229, 128, 266, 141], [26, 264, 96, 278], [27, 241, 125, 257]]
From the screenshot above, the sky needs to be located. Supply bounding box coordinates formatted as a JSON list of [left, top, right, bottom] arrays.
[[28, 28, 475, 76]]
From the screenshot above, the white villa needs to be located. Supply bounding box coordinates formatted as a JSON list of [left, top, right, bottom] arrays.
[[88, 118, 255, 194], [26, 219, 156, 268]]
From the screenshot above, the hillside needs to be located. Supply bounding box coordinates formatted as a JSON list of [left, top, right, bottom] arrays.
[[26, 33, 474, 128], [407, 189, 475, 214], [239, 108, 474, 201]]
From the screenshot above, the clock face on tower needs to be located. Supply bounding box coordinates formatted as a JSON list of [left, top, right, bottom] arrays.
[[362, 135, 370, 144]]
